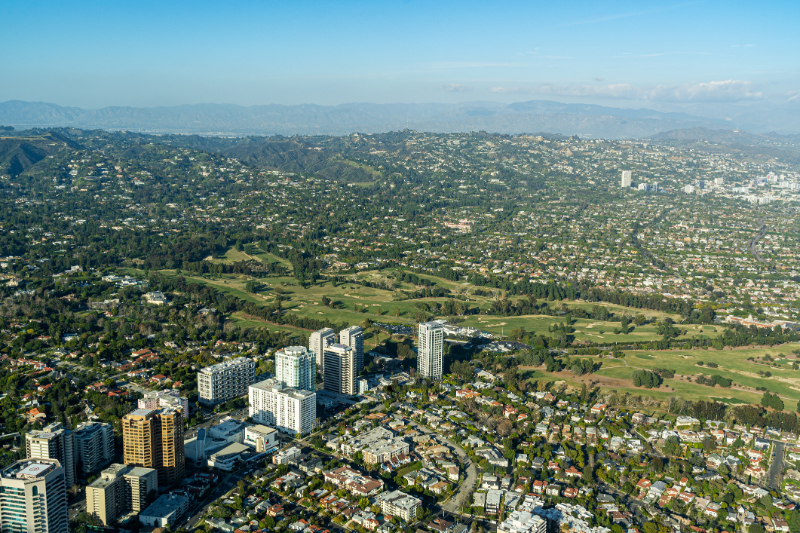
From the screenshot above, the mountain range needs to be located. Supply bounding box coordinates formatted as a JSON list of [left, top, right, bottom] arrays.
[[1, 99, 799, 139]]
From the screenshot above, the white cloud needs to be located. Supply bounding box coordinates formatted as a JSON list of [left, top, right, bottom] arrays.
[[787, 90, 800, 102], [650, 80, 762, 102], [534, 80, 762, 102], [440, 84, 471, 93]]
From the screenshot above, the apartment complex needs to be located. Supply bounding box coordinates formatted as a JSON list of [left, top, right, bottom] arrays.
[[249, 379, 316, 436], [374, 490, 422, 522], [417, 321, 444, 380], [74, 421, 115, 476], [0, 459, 68, 533], [138, 389, 190, 414], [198, 357, 255, 406], [86, 463, 158, 525], [309, 327, 336, 372], [339, 325, 364, 373], [275, 346, 316, 392], [323, 343, 356, 395], [25, 422, 76, 488], [121, 407, 185, 487]]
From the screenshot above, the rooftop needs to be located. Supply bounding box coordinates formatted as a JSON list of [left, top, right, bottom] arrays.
[[140, 493, 191, 518], [277, 346, 313, 357], [2, 459, 60, 480], [250, 379, 316, 399], [209, 442, 250, 459], [200, 357, 253, 373]]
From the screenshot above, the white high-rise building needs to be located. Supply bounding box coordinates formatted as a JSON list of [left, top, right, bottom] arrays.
[[417, 322, 444, 380], [198, 357, 255, 406], [0, 458, 68, 533], [74, 422, 115, 476], [249, 379, 316, 436], [323, 344, 356, 395], [25, 422, 75, 488], [339, 325, 364, 373], [621, 170, 632, 188], [275, 346, 316, 392], [309, 328, 336, 372]]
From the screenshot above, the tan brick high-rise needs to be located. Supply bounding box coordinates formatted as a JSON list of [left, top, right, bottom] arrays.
[[121, 407, 185, 487]]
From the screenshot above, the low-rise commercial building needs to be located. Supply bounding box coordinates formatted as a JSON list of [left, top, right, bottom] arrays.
[[243, 425, 278, 453], [139, 493, 192, 528], [207, 443, 250, 472]]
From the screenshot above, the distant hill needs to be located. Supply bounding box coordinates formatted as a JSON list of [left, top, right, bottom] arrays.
[[0, 100, 735, 139], [0, 130, 80, 176], [649, 127, 800, 164]]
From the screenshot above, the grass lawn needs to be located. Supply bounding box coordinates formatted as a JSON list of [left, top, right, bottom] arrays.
[[206, 246, 293, 271], [229, 312, 310, 335], [583, 344, 800, 409], [153, 267, 722, 349], [458, 315, 719, 345]]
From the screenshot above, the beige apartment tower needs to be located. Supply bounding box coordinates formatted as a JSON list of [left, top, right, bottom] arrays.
[[86, 463, 158, 525], [121, 407, 184, 487]]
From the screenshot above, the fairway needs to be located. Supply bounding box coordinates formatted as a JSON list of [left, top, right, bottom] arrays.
[[149, 265, 800, 410], [156, 267, 725, 351], [207, 246, 294, 270], [583, 344, 800, 409], [459, 314, 719, 345]]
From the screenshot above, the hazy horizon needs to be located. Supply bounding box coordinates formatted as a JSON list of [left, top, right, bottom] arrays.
[[2, 0, 798, 114]]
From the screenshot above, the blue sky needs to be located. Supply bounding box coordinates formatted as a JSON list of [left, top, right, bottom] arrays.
[[1, 0, 798, 110]]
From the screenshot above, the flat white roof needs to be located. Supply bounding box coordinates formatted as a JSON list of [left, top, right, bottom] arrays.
[[17, 462, 54, 479]]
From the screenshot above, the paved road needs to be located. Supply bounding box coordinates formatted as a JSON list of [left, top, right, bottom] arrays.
[[401, 419, 478, 516], [183, 471, 241, 529], [768, 441, 785, 490], [68, 499, 86, 521], [603, 483, 649, 520]]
